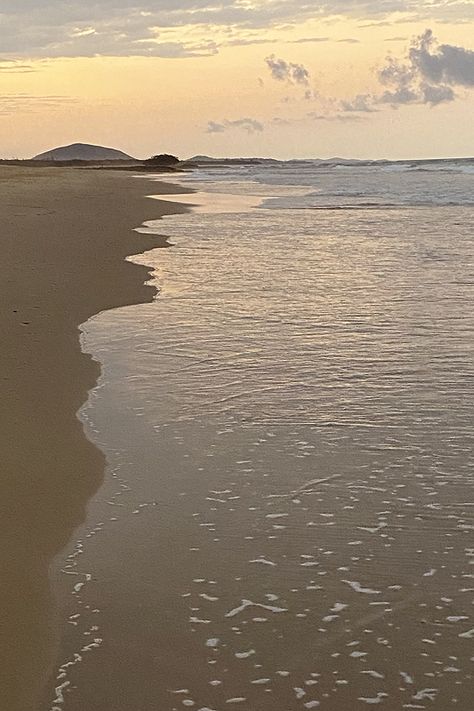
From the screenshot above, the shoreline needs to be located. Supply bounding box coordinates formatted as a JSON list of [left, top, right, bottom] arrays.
[[0, 166, 191, 710]]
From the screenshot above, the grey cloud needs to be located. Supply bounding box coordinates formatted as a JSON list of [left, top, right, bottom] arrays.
[[265, 55, 310, 86], [206, 121, 226, 133], [273, 25, 473, 124], [409, 28, 474, 86], [340, 94, 377, 112], [206, 118, 264, 134], [377, 29, 474, 106], [314, 28, 473, 118], [379, 55, 414, 87], [379, 86, 419, 104], [271, 116, 293, 126], [421, 82, 455, 104], [3, 1, 472, 59]]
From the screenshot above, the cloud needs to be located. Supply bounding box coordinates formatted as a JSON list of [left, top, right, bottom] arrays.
[[340, 94, 377, 112], [206, 118, 264, 134], [305, 28, 474, 121], [421, 83, 455, 103], [206, 121, 227, 133], [133, 40, 219, 58], [223, 36, 276, 48], [359, 21, 393, 29], [379, 86, 420, 104], [0, 60, 36, 73], [271, 116, 293, 127], [409, 28, 474, 86], [0, 2, 472, 59], [0, 94, 76, 114], [378, 29, 474, 106], [308, 111, 367, 122], [265, 54, 310, 86], [288, 37, 330, 44]]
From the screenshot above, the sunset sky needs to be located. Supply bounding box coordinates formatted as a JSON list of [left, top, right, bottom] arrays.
[[1, 1, 473, 160]]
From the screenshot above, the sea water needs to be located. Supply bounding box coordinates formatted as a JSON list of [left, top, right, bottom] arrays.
[[48, 159, 474, 711]]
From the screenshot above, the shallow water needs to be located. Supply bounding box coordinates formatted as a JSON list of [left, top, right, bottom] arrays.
[[46, 165, 474, 711]]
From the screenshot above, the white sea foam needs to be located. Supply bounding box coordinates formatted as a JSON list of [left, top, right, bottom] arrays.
[[250, 557, 277, 566], [412, 689, 438, 701], [235, 649, 255, 659], [225, 599, 287, 618], [362, 671, 385, 679], [343, 580, 381, 595], [358, 693, 388, 704]]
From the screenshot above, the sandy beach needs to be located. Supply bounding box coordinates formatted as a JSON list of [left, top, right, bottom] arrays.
[[2, 163, 473, 711], [0, 167, 189, 710]]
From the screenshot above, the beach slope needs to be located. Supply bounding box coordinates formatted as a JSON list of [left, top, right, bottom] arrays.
[[0, 167, 188, 710]]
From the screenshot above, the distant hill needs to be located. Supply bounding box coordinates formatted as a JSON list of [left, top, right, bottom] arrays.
[[33, 143, 134, 162], [188, 155, 215, 162], [185, 156, 276, 166], [186, 155, 365, 166]]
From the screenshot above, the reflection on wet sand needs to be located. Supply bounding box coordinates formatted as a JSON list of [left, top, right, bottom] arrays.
[[1, 414, 104, 710], [45, 189, 474, 710]]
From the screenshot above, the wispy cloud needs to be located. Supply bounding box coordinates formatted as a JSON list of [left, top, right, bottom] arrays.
[[308, 111, 367, 123], [0, 94, 76, 114], [288, 37, 330, 45], [0, 59, 36, 73], [206, 118, 264, 134]]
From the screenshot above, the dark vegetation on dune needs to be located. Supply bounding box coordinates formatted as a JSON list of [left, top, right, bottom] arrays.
[[0, 157, 185, 172], [0, 146, 185, 172]]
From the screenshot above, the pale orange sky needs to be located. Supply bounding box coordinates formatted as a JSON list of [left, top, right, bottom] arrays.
[[1, 2, 473, 160]]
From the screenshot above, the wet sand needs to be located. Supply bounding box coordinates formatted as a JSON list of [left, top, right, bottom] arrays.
[[0, 167, 189, 711]]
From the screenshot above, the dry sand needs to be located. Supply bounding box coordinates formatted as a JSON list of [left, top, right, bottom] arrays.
[[0, 167, 189, 711]]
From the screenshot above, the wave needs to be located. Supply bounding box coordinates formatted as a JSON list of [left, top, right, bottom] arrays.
[[381, 159, 474, 175], [176, 156, 474, 210], [261, 202, 473, 211]]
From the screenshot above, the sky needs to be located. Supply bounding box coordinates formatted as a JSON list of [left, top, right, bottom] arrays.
[[0, 1, 473, 160]]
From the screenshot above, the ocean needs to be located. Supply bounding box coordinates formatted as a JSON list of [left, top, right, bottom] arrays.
[[49, 159, 474, 710]]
